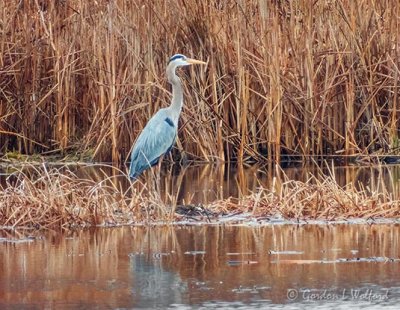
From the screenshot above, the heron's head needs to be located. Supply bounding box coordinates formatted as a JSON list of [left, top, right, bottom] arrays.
[[167, 54, 207, 67]]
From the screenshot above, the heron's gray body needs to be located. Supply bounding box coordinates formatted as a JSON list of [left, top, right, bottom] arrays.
[[128, 54, 205, 180], [129, 108, 177, 179]]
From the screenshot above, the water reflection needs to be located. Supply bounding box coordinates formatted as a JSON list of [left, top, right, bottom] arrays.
[[130, 255, 187, 306], [1, 163, 399, 205], [1, 225, 400, 308], [74, 163, 400, 205]]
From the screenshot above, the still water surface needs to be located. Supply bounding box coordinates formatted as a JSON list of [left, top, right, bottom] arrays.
[[1, 163, 400, 308], [45, 163, 400, 204], [1, 225, 400, 309], [1, 163, 400, 204]]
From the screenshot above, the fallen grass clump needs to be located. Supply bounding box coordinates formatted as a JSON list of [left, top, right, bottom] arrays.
[[0, 165, 142, 229], [1, 165, 399, 229], [208, 174, 400, 221]]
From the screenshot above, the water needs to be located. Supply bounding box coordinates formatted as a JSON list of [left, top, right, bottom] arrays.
[[1, 225, 400, 309], [1, 163, 400, 308], [68, 162, 400, 204], [2, 162, 398, 205]]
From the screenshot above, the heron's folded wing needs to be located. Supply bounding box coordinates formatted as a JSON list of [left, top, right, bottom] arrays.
[[129, 113, 176, 177]]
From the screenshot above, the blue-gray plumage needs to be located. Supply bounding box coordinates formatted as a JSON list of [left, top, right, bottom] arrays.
[[129, 54, 206, 179]]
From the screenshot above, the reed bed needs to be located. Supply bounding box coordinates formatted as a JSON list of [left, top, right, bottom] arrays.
[[209, 174, 400, 221], [0, 165, 139, 228], [0, 165, 399, 229], [0, 0, 399, 163]]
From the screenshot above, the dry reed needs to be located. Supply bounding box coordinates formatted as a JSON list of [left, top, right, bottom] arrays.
[[0, 164, 138, 228], [0, 164, 399, 229], [209, 174, 400, 221], [0, 0, 399, 163]]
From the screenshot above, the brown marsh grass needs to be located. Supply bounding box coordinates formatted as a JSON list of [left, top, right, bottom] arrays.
[[0, 164, 399, 229], [0, 0, 399, 163], [209, 169, 400, 221], [0, 164, 165, 229]]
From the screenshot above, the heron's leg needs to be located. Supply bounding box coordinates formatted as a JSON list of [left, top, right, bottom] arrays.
[[155, 154, 165, 195]]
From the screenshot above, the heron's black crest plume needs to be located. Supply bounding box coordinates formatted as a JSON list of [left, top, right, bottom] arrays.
[[168, 54, 185, 64]]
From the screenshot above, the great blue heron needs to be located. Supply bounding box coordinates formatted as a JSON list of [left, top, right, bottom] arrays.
[[129, 54, 206, 179]]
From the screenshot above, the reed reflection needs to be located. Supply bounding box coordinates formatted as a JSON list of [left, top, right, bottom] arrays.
[[2, 225, 399, 308], [71, 163, 400, 205], [1, 162, 398, 213]]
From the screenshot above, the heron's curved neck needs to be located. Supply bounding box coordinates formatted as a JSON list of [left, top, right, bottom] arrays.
[[167, 64, 183, 118]]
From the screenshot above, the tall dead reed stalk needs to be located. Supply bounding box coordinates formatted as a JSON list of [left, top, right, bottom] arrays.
[[0, 0, 399, 162]]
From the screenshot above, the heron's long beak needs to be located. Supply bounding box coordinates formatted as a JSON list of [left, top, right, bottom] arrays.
[[186, 58, 207, 65]]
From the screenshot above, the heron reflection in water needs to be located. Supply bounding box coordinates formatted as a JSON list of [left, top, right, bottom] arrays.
[[129, 54, 206, 180]]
